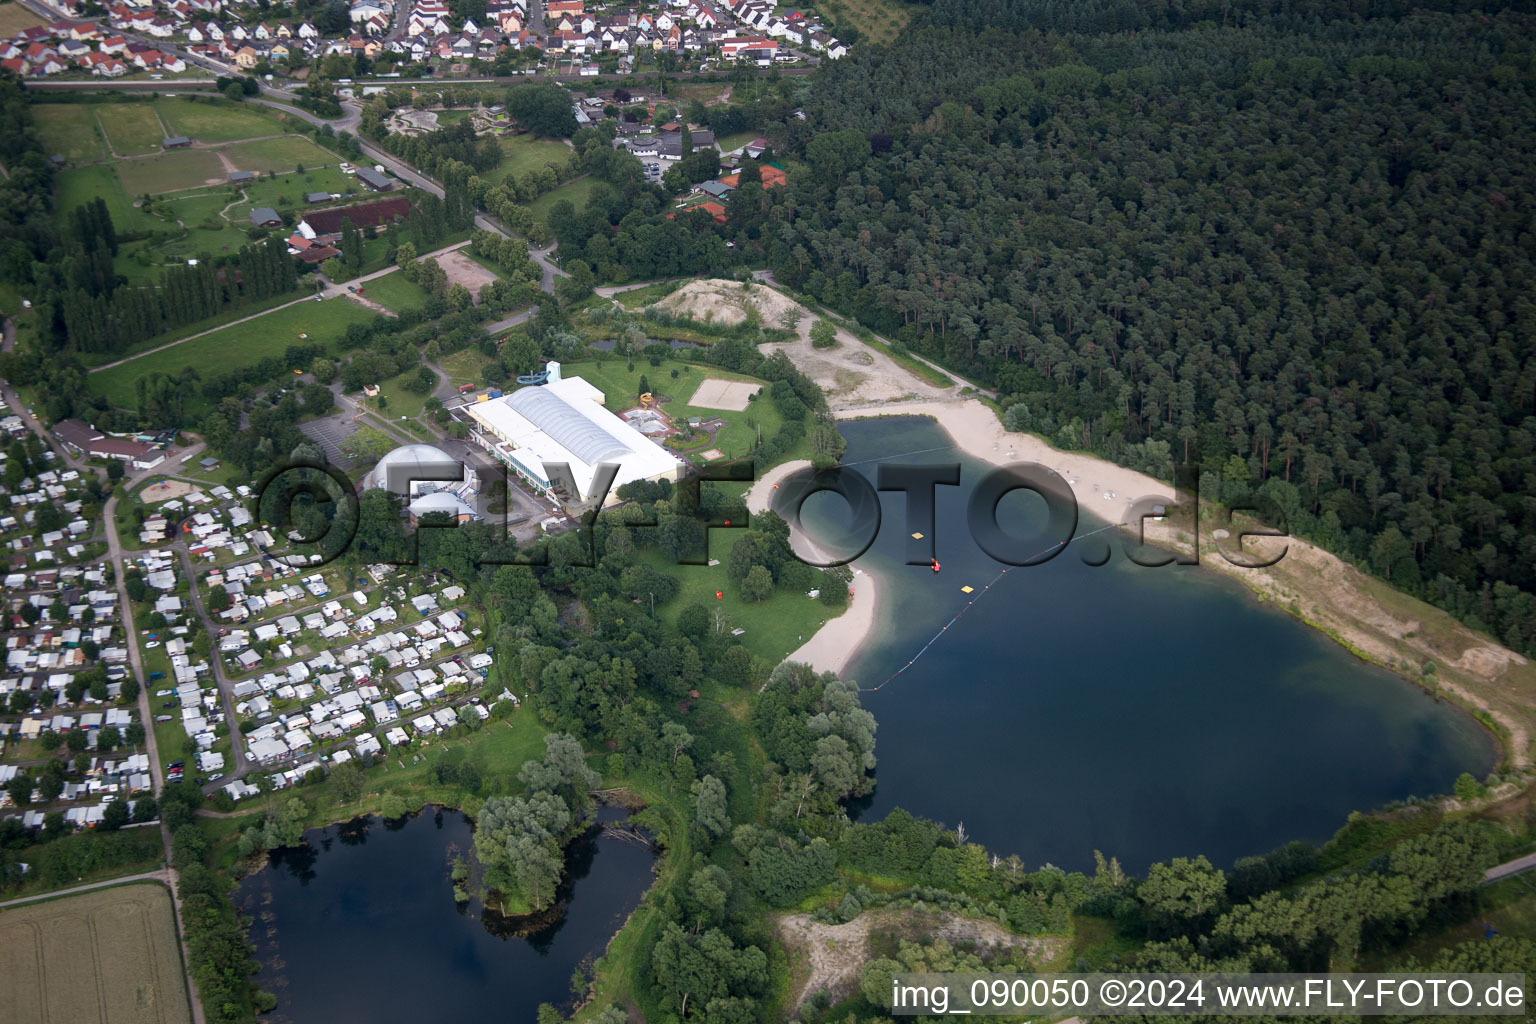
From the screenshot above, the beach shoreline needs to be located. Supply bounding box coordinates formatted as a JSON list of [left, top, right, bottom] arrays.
[[748, 399, 1531, 767], [747, 460, 880, 679]]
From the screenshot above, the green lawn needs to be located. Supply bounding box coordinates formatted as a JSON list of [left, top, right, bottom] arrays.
[[561, 357, 784, 464], [488, 134, 573, 185], [118, 150, 226, 194], [715, 130, 757, 153], [89, 298, 378, 414], [237, 167, 354, 211], [635, 536, 834, 664], [96, 103, 167, 156], [223, 136, 338, 174], [155, 98, 287, 143], [527, 176, 605, 223], [369, 364, 439, 420], [56, 165, 167, 233], [34, 104, 105, 163], [357, 270, 432, 313]]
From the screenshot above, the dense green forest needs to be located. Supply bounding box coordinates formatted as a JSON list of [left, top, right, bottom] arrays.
[[547, 5, 1536, 659], [783, 11, 1536, 656]]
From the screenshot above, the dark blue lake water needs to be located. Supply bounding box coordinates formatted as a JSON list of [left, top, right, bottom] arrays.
[[238, 806, 654, 1024], [810, 417, 1494, 873]]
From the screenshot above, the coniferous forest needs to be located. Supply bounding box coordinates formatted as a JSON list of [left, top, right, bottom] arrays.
[[552, 1, 1536, 656]]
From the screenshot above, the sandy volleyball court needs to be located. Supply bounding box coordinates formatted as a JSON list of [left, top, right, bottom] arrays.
[[438, 248, 497, 301], [139, 478, 199, 504], [688, 378, 761, 411]]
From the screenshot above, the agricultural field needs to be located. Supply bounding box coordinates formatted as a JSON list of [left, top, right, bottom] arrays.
[[89, 297, 377, 415], [527, 175, 605, 223], [0, 882, 193, 1024], [222, 136, 337, 174], [32, 105, 105, 163], [488, 133, 573, 184], [0, 2, 47, 35], [96, 103, 168, 157], [155, 98, 286, 143], [117, 149, 225, 195], [357, 269, 432, 313]]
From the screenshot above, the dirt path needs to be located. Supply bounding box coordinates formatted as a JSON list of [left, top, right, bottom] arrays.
[[217, 187, 249, 219], [343, 289, 396, 317], [776, 907, 1066, 1012]]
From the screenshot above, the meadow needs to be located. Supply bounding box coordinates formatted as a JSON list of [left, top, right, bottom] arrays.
[[0, 882, 193, 1024], [33, 104, 104, 163], [527, 175, 604, 223], [96, 103, 168, 156], [357, 269, 432, 313], [155, 98, 287, 143], [223, 136, 337, 174], [439, 345, 495, 388], [56, 165, 164, 233], [89, 298, 377, 414], [117, 149, 225, 194], [488, 133, 573, 185]]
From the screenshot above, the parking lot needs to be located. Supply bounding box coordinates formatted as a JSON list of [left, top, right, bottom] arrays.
[[299, 415, 360, 468]]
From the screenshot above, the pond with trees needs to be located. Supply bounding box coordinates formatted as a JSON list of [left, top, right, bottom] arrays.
[[237, 805, 655, 1024]]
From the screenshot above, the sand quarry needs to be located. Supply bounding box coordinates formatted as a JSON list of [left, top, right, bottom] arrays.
[[776, 907, 1066, 1012]]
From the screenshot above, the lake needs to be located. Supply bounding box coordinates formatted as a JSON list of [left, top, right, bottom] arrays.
[[805, 417, 1494, 873], [238, 806, 655, 1024]]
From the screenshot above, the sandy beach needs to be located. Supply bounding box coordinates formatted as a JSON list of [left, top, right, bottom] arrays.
[[838, 399, 1179, 519], [687, 277, 1533, 763], [746, 460, 878, 678], [746, 400, 1176, 681]]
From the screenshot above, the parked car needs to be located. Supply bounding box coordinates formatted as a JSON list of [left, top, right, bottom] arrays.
[[161, 701, 177, 709], [154, 689, 174, 697], [155, 715, 173, 722], [209, 773, 224, 782], [144, 641, 160, 649], [167, 761, 184, 769]]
